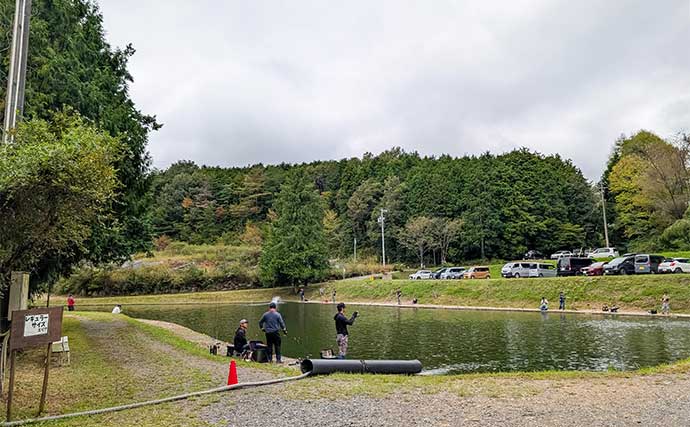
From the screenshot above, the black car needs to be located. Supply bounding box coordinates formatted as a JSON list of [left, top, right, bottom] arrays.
[[557, 257, 594, 276], [604, 256, 636, 275], [432, 267, 448, 279], [523, 250, 543, 260]]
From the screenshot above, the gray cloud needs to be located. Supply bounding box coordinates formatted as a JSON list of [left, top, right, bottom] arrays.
[[98, 0, 689, 179]]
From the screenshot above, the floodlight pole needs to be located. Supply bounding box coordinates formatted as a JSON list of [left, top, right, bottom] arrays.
[[378, 209, 388, 267], [600, 183, 610, 247]]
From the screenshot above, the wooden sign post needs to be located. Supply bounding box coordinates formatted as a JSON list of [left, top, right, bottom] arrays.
[[6, 307, 63, 421]]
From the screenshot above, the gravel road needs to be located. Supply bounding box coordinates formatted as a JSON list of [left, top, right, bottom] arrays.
[[199, 371, 690, 426]]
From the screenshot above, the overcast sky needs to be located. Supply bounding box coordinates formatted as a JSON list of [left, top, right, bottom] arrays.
[[98, 0, 689, 180]]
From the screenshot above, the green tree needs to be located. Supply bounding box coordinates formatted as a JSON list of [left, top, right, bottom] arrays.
[[0, 117, 120, 290], [1, 0, 160, 264], [323, 209, 343, 257], [399, 217, 435, 267], [259, 171, 328, 288]]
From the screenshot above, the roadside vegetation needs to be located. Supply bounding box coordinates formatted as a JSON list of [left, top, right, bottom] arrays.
[[57, 242, 396, 297]]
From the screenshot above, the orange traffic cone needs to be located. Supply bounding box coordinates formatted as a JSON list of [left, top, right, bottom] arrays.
[[227, 360, 238, 385]]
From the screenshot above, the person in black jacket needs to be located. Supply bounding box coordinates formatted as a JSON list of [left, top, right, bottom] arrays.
[[233, 319, 250, 356], [334, 303, 358, 359]]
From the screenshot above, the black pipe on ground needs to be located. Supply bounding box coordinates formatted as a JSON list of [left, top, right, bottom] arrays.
[[300, 359, 422, 375]]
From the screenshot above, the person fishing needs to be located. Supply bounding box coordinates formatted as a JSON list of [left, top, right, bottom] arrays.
[[334, 303, 358, 359], [661, 293, 670, 315], [233, 319, 250, 356], [259, 302, 287, 363], [559, 291, 566, 310], [540, 297, 549, 311]]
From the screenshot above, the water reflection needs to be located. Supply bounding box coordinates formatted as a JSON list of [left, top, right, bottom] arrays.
[[87, 303, 690, 374]]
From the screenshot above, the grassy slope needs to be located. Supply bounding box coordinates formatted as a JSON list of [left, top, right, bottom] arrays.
[[52, 274, 690, 313]]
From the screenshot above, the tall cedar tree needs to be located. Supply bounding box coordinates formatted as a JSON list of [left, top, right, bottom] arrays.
[[259, 171, 328, 288]]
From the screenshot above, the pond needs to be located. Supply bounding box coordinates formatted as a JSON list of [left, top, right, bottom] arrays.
[[86, 302, 690, 374]]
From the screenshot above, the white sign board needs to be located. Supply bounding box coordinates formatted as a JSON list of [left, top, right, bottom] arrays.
[[24, 314, 50, 337]]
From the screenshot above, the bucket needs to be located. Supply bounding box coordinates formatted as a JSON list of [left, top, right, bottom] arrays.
[[320, 349, 337, 359], [252, 348, 269, 363]]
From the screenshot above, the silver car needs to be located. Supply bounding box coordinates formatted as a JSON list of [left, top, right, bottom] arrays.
[[501, 262, 533, 278], [409, 270, 434, 280], [529, 263, 557, 278], [440, 267, 466, 279]]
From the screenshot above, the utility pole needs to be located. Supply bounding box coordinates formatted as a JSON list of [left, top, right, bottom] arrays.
[[3, 0, 33, 144], [377, 209, 388, 267], [600, 183, 610, 247], [353, 237, 357, 262]]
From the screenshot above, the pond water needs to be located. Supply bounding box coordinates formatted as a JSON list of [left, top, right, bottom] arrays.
[[86, 302, 690, 374]]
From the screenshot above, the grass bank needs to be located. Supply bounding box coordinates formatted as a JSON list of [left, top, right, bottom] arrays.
[[0, 312, 292, 426], [51, 274, 690, 314]]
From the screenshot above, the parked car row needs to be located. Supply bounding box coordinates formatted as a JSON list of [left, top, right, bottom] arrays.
[[408, 254, 690, 281], [409, 266, 491, 280], [554, 253, 690, 276], [547, 247, 620, 260]]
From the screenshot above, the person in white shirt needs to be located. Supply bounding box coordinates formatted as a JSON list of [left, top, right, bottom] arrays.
[[112, 304, 122, 314]]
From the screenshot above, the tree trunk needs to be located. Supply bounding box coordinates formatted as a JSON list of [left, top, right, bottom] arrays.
[[480, 235, 485, 260]]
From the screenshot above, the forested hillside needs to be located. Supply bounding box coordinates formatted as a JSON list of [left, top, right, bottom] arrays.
[[148, 148, 600, 264]]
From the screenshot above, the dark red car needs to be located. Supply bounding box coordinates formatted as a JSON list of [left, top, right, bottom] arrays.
[[583, 261, 606, 276]]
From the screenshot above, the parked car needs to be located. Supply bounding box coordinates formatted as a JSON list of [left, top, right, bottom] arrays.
[[440, 267, 466, 279], [659, 258, 690, 274], [409, 270, 434, 280], [582, 261, 606, 276], [556, 257, 594, 276], [432, 267, 449, 279], [501, 262, 533, 278], [529, 263, 557, 278], [463, 266, 491, 279], [604, 256, 636, 275], [572, 248, 594, 257], [588, 247, 619, 259], [634, 254, 665, 274], [523, 250, 544, 260], [550, 250, 573, 260]]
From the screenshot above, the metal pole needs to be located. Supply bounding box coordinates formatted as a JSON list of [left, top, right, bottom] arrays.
[[353, 238, 357, 262], [3, 0, 32, 144], [600, 183, 610, 247], [378, 209, 387, 267]]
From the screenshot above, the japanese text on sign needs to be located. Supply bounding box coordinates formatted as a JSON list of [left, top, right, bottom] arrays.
[[24, 314, 49, 337]]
